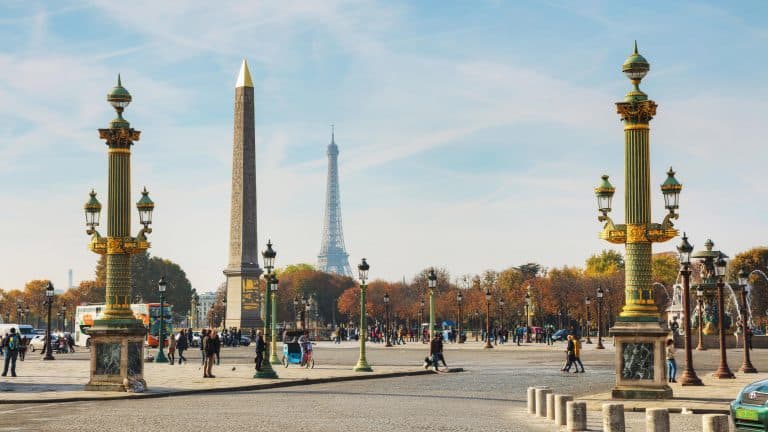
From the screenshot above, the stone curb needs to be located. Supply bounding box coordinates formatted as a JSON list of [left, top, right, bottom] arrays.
[[0, 367, 464, 405]]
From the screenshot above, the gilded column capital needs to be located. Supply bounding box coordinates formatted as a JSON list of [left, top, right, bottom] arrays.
[[616, 100, 657, 124]]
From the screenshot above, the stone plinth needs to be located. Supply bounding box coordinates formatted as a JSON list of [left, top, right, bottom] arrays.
[[610, 320, 672, 399], [85, 320, 146, 392]]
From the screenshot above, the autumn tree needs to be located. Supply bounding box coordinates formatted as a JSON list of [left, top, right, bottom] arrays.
[[585, 250, 624, 277]]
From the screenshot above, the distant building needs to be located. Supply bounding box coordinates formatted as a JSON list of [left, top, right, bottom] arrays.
[[317, 127, 353, 277], [197, 292, 217, 327]]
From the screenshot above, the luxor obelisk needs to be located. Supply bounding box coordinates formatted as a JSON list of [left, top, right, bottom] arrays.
[[223, 60, 262, 329]]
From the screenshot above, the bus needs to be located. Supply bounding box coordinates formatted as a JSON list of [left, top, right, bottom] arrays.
[[75, 303, 173, 348]]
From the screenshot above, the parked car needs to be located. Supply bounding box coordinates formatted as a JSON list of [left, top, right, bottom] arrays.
[[191, 332, 202, 347], [29, 334, 57, 352], [731, 378, 768, 430], [239, 335, 251, 346], [551, 329, 569, 342]]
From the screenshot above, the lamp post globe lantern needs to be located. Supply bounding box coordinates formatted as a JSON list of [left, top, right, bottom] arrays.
[[154, 277, 168, 363], [457, 292, 464, 344], [84, 190, 102, 235], [676, 233, 702, 385], [585, 297, 592, 344], [383, 293, 392, 347], [427, 268, 437, 339], [596, 287, 605, 349], [483, 289, 493, 349], [737, 268, 757, 373], [43, 282, 55, 361], [354, 258, 373, 372], [268, 275, 280, 366], [712, 252, 735, 379]]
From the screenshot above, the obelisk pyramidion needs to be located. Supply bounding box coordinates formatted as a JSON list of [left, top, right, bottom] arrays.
[[223, 59, 262, 329]]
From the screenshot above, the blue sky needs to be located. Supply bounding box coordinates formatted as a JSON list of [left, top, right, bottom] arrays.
[[1, 1, 766, 293]]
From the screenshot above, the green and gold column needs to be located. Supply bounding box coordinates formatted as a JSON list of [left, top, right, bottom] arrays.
[[595, 43, 682, 399], [84, 75, 155, 392]]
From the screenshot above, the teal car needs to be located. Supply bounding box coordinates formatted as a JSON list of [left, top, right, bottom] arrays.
[[731, 380, 768, 431]]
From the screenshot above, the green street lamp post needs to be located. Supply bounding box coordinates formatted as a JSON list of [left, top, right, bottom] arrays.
[[293, 297, 299, 327], [419, 298, 425, 342], [677, 234, 702, 386], [155, 277, 168, 363], [737, 269, 757, 373], [483, 289, 493, 349], [269, 275, 280, 365], [457, 292, 464, 343], [596, 288, 605, 349], [427, 269, 437, 339], [525, 287, 532, 343], [354, 258, 373, 372], [43, 282, 55, 361], [585, 297, 592, 344], [594, 43, 682, 399], [384, 293, 392, 347], [83, 76, 153, 391], [696, 285, 706, 351], [255, 240, 278, 378], [712, 253, 734, 379]]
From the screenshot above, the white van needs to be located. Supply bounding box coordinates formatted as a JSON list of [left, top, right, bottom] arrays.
[[0, 324, 35, 340]]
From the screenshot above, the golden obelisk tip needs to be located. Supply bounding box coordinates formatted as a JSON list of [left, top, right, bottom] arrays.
[[236, 59, 253, 88]]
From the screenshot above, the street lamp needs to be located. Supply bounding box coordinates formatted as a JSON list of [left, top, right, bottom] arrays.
[[419, 298, 425, 342], [696, 285, 706, 351], [384, 293, 392, 347], [83, 75, 154, 391], [354, 258, 373, 372], [269, 275, 280, 365], [293, 297, 299, 327], [712, 253, 734, 379], [483, 289, 493, 349], [427, 268, 437, 339], [585, 297, 592, 344], [43, 282, 55, 361], [737, 268, 757, 374], [474, 310, 479, 342], [301, 296, 308, 330], [457, 292, 464, 344], [676, 234, 702, 385], [255, 241, 278, 378], [525, 286, 532, 343], [154, 277, 168, 363], [596, 288, 605, 349]]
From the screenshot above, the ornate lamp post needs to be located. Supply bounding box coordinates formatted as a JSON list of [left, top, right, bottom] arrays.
[[16, 304, 23, 326], [293, 297, 299, 328], [384, 293, 392, 347], [596, 288, 605, 349], [83, 76, 154, 391], [354, 258, 373, 372], [585, 297, 592, 344], [594, 43, 682, 399], [300, 296, 308, 330], [24, 306, 30, 326], [499, 298, 505, 331], [43, 282, 55, 361], [419, 298, 425, 340], [457, 292, 464, 343], [190, 292, 199, 329], [711, 253, 734, 379], [483, 289, 493, 349], [474, 310, 479, 342], [676, 234, 702, 385], [427, 268, 437, 339], [269, 275, 280, 365], [255, 241, 278, 378], [525, 287, 532, 343], [737, 269, 757, 373], [154, 277, 168, 363]]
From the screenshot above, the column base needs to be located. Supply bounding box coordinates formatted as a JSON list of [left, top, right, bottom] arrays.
[[354, 359, 373, 372], [85, 319, 147, 392], [679, 370, 703, 386], [610, 320, 673, 400], [612, 386, 672, 399], [739, 364, 758, 374], [712, 368, 735, 379]]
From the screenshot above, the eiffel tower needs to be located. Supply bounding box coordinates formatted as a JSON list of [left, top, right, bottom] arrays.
[[317, 126, 353, 277]]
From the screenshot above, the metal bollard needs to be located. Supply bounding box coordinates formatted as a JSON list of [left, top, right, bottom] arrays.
[[645, 408, 669, 432], [555, 394, 574, 426], [546, 393, 555, 421], [527, 387, 536, 415], [566, 401, 587, 432], [536, 388, 553, 418], [702, 414, 729, 432], [602, 403, 625, 432]]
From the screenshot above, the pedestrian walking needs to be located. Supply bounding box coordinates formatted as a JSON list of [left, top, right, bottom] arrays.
[[18, 336, 27, 361], [200, 329, 208, 365], [212, 330, 222, 366], [168, 331, 177, 364], [176, 329, 188, 364], [573, 336, 585, 373], [2, 328, 21, 377], [254, 330, 265, 371], [428, 333, 443, 372], [666, 338, 676, 383], [203, 330, 219, 378], [561, 334, 575, 372]]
